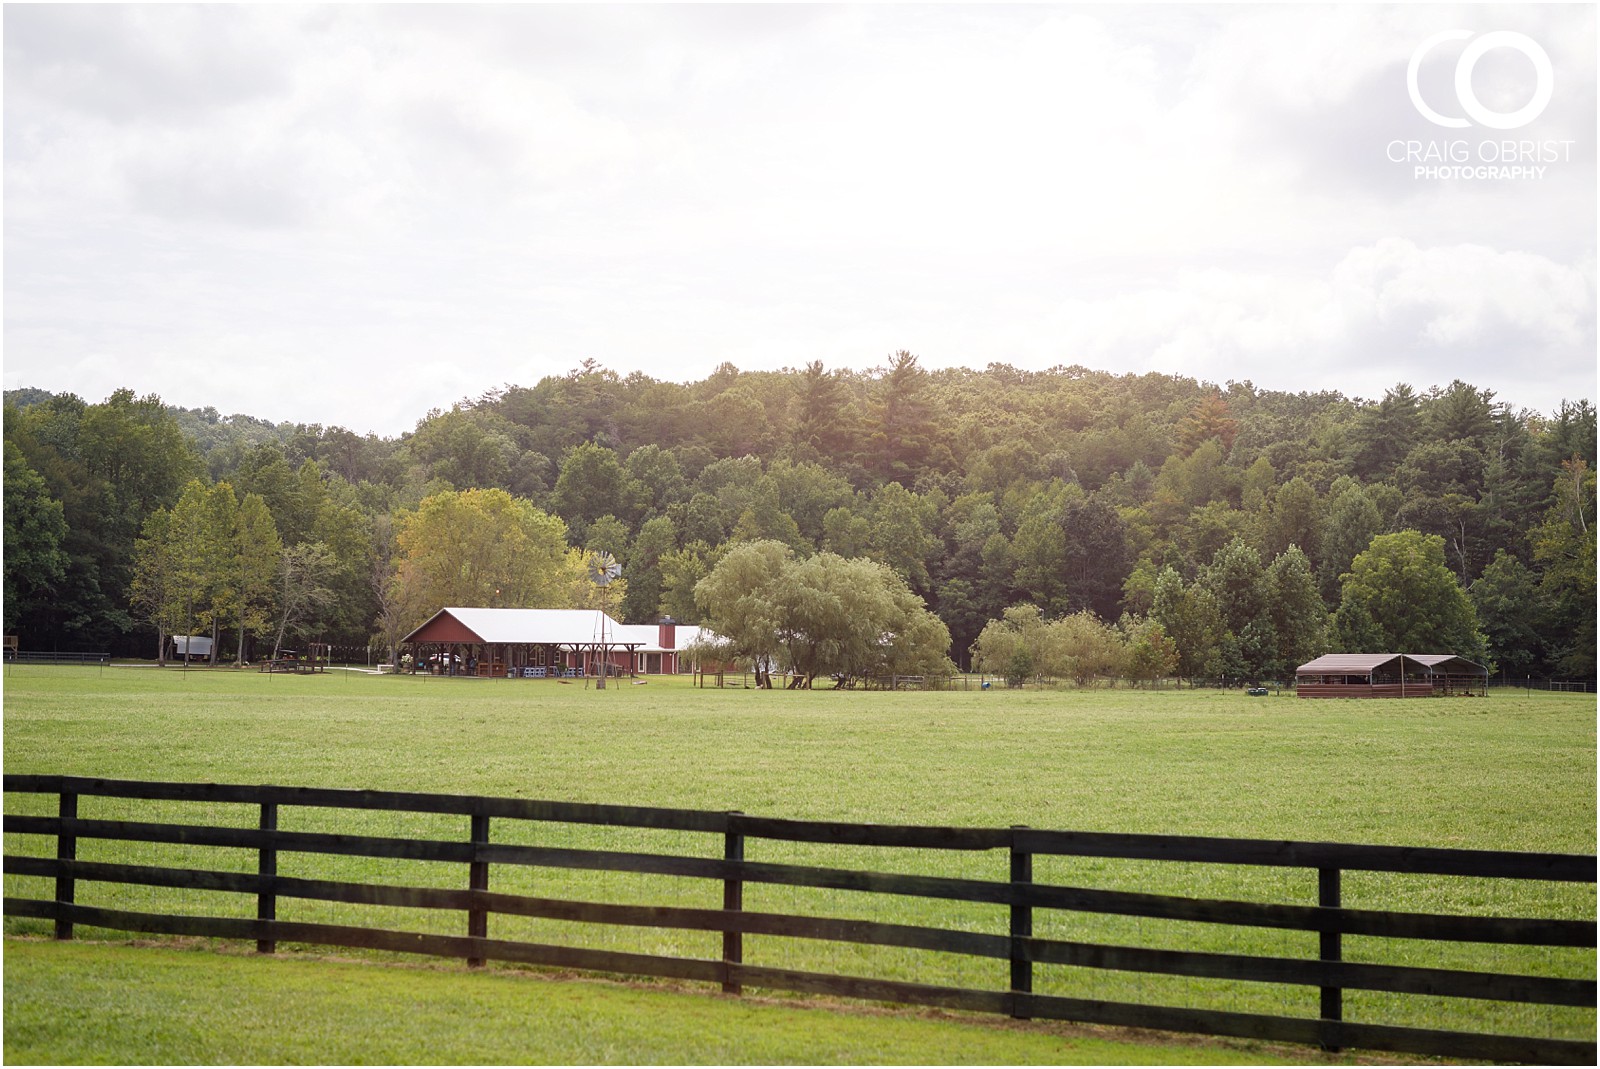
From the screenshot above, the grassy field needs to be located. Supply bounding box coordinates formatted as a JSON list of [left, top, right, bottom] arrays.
[[5, 665, 1593, 841], [4, 664, 1595, 1061], [4, 938, 1360, 1065]]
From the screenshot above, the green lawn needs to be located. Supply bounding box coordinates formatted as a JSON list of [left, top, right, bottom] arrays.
[[4, 666, 1593, 844], [3, 938, 1353, 1065], [4, 665, 1595, 1060]]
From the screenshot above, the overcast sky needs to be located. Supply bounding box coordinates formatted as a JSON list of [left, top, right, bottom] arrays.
[[4, 3, 1595, 438]]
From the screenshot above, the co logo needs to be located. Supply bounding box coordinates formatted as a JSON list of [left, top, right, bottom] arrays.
[[1407, 30, 1553, 129]]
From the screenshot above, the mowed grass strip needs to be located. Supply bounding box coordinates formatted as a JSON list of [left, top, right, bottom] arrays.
[[0, 938, 1374, 1065], [4, 666, 1595, 1050]]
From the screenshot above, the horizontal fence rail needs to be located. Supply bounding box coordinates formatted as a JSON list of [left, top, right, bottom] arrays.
[[3, 652, 109, 665], [3, 774, 1594, 1063]]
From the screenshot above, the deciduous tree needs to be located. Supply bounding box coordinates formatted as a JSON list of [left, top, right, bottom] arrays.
[[695, 540, 952, 688], [620, 515, 677, 622], [551, 442, 638, 545], [393, 488, 582, 630], [1470, 550, 1548, 679], [273, 541, 337, 657], [692, 540, 790, 687], [1266, 546, 1328, 678], [234, 493, 282, 664], [1318, 477, 1382, 603], [1122, 616, 1179, 686], [129, 509, 182, 664], [1530, 458, 1596, 677], [1332, 530, 1487, 660], [3, 442, 68, 634], [1152, 566, 1224, 682]]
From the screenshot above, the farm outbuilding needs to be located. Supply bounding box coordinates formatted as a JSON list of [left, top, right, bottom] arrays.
[[168, 635, 213, 661], [1295, 654, 1488, 698], [401, 608, 706, 678]]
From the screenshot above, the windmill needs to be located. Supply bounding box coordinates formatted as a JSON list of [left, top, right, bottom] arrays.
[[587, 551, 622, 689]]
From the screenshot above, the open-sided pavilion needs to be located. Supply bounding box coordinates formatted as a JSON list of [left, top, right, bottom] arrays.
[[1295, 653, 1488, 698], [401, 608, 701, 678]]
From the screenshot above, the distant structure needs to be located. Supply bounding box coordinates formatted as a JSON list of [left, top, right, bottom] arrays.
[[1295, 654, 1488, 698], [168, 635, 213, 662], [401, 608, 704, 678]]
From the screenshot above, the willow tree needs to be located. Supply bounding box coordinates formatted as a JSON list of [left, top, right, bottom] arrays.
[[971, 605, 1127, 685], [694, 540, 953, 688], [392, 488, 587, 629], [970, 605, 1052, 682]]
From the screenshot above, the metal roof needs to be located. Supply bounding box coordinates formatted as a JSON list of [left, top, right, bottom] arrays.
[[611, 622, 708, 652], [172, 635, 213, 655], [1296, 653, 1488, 675], [451, 608, 621, 645], [1296, 654, 1406, 674], [403, 608, 703, 652], [1408, 654, 1488, 674]]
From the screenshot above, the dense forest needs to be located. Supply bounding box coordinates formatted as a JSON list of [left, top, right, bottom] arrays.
[[4, 354, 1595, 681]]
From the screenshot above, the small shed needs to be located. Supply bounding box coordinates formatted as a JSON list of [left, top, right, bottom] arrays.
[[1295, 653, 1487, 698], [169, 635, 213, 662]]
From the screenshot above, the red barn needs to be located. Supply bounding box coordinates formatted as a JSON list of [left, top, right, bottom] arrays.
[[401, 608, 706, 678]]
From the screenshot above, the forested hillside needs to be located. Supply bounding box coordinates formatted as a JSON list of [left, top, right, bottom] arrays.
[[5, 355, 1595, 680]]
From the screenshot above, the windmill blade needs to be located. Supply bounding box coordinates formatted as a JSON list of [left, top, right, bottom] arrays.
[[589, 551, 621, 586]]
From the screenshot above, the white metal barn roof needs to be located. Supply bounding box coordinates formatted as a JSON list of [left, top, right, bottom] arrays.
[[402, 607, 706, 654]]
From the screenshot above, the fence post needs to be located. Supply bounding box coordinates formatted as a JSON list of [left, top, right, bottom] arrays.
[[723, 811, 744, 995], [467, 811, 491, 967], [1318, 866, 1342, 1051], [54, 789, 78, 941], [1010, 825, 1032, 1020], [257, 801, 278, 954]]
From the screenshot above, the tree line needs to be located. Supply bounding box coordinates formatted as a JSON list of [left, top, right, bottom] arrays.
[[4, 355, 1594, 680]]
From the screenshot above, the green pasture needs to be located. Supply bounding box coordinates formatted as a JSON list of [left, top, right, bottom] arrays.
[[3, 938, 1347, 1066], [4, 665, 1595, 1060]]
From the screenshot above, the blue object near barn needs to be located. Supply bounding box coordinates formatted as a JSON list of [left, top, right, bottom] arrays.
[[1247, 687, 1270, 696]]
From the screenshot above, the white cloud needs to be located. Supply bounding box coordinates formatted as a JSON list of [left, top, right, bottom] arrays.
[[1003, 239, 1593, 405], [1334, 239, 1591, 349], [4, 4, 1592, 433]]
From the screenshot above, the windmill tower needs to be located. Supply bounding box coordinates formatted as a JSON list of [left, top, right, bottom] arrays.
[[588, 551, 622, 689]]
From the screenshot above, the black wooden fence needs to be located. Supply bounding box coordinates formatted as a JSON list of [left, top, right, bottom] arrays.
[[3, 651, 109, 665], [3, 774, 1594, 1063]]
